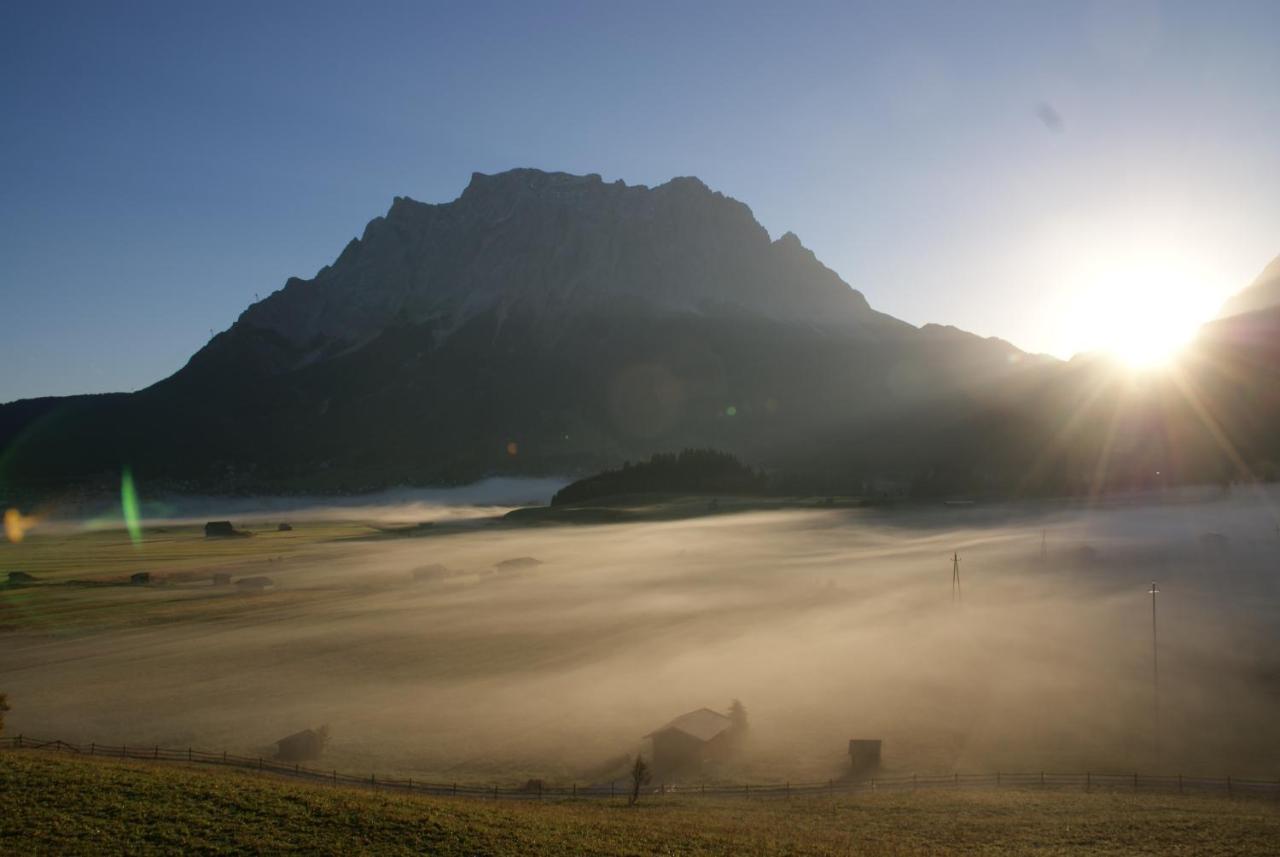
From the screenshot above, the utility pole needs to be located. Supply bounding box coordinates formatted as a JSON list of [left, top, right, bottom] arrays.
[[1149, 581, 1160, 742], [952, 552, 962, 603]]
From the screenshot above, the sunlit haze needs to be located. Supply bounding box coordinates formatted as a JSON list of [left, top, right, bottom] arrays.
[[1065, 259, 1223, 367], [5, 5, 1280, 851]]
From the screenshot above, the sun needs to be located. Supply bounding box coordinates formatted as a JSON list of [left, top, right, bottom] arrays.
[[1067, 262, 1221, 369]]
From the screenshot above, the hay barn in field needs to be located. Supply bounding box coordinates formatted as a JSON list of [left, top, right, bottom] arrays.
[[848, 739, 882, 772], [275, 728, 326, 762], [644, 708, 735, 773]]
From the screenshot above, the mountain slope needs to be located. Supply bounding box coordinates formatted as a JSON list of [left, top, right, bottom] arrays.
[[1, 169, 1037, 500], [16, 170, 1277, 502], [1216, 255, 1280, 319]]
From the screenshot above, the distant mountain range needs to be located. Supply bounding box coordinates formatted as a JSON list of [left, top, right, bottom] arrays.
[[2, 169, 1278, 504]]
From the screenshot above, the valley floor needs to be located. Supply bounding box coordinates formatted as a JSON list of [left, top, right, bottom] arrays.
[[3, 751, 1278, 856]]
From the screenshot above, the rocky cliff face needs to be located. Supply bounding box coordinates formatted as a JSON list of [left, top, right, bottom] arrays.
[[206, 169, 912, 375], [2, 169, 1042, 497]]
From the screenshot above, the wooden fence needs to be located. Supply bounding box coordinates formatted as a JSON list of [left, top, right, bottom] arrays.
[[3, 735, 1277, 802]]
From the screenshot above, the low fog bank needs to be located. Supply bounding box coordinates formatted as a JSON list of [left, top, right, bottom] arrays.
[[48, 476, 571, 529], [3, 488, 1278, 784]]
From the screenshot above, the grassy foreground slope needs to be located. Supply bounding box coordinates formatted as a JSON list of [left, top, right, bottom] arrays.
[[3, 753, 1279, 856]]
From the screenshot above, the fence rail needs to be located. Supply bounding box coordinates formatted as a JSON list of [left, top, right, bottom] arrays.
[[2, 735, 1277, 802]]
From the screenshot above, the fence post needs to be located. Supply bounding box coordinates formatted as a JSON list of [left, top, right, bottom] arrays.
[[90, 742, 95, 756], [1086, 772, 1091, 792], [371, 773, 376, 787], [494, 784, 499, 800], [1228, 776, 1232, 797], [453, 782, 457, 796], [786, 781, 790, 799], [610, 781, 614, 798], [538, 780, 542, 800], [1040, 771, 1045, 787], [572, 783, 576, 797], [154, 746, 158, 759], [955, 772, 960, 788], [745, 783, 749, 799], [913, 774, 917, 792], [408, 777, 413, 790], [188, 747, 192, 762], [997, 772, 1001, 787], [871, 778, 876, 792], [16, 735, 21, 749], [333, 770, 337, 784], [1178, 774, 1182, 794], [703, 783, 707, 796], [295, 763, 299, 775]]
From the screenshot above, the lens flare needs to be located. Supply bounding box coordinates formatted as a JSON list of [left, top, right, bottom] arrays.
[[121, 467, 143, 545], [3, 508, 37, 543]]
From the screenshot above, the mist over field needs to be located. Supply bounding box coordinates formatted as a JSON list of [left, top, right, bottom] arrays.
[[33, 477, 569, 530], [3, 488, 1278, 786]]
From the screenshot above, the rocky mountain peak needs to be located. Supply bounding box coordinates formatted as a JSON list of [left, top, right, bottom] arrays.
[[219, 169, 906, 373]]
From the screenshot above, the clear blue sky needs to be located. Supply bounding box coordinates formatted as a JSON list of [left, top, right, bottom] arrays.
[[3, 0, 1279, 402]]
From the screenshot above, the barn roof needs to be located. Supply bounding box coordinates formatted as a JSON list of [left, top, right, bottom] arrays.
[[644, 708, 734, 742], [276, 729, 319, 746]]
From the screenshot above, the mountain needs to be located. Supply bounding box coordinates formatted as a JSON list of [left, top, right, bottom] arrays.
[[0, 169, 1041, 501], [3, 168, 1277, 504], [1217, 255, 1280, 319]]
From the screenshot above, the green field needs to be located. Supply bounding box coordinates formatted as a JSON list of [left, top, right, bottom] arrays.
[[3, 750, 1278, 856]]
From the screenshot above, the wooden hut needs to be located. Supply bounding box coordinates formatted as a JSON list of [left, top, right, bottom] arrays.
[[848, 739, 882, 771], [275, 727, 327, 762], [644, 708, 735, 773]]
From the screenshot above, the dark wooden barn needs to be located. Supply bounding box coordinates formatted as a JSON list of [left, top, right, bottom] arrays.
[[275, 727, 328, 762], [644, 708, 735, 774], [848, 739, 882, 772]]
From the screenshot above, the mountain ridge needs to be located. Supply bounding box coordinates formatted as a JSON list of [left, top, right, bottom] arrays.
[[3, 168, 1276, 502], [1216, 254, 1280, 320], [218, 168, 916, 379]]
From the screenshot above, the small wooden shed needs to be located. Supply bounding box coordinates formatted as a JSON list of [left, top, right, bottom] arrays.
[[848, 739, 882, 771], [275, 727, 327, 762]]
